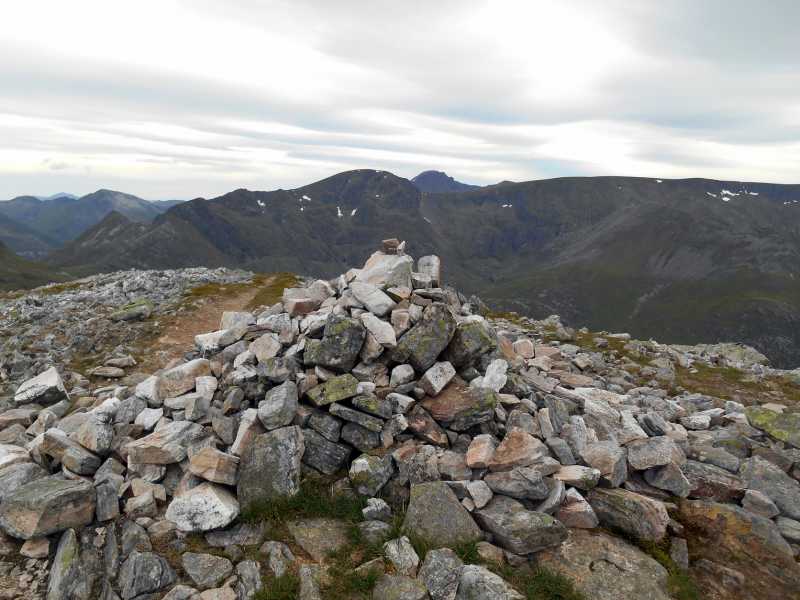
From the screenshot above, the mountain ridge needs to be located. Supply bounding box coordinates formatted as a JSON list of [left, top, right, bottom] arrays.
[[31, 169, 800, 367]]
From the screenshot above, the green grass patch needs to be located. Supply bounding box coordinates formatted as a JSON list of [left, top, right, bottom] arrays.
[[493, 564, 586, 600], [675, 362, 800, 407], [636, 540, 700, 600], [253, 572, 300, 600], [246, 272, 300, 311], [240, 477, 366, 525]]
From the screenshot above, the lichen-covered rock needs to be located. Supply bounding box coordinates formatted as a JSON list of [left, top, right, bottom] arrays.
[[306, 374, 360, 407], [391, 303, 457, 372], [303, 315, 366, 372], [118, 550, 176, 599], [181, 552, 233, 589], [258, 380, 299, 430], [679, 499, 800, 600], [165, 483, 239, 533], [455, 565, 524, 600], [739, 456, 800, 520], [301, 429, 351, 475], [349, 453, 394, 496], [237, 427, 304, 508], [402, 481, 482, 547], [745, 406, 800, 448], [587, 488, 669, 542], [421, 382, 497, 432], [419, 547, 463, 600], [537, 529, 671, 600], [443, 318, 497, 369]]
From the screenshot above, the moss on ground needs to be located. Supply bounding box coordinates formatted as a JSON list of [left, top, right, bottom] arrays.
[[675, 362, 800, 407]]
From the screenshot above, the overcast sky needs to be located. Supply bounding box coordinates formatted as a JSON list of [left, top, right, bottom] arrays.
[[1, 1, 798, 199]]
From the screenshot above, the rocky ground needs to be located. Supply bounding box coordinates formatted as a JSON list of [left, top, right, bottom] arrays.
[[0, 240, 799, 600]]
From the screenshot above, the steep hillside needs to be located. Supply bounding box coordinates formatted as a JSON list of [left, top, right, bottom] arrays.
[[411, 170, 481, 192], [0, 240, 67, 291], [45, 171, 800, 366], [0, 211, 59, 257], [0, 189, 171, 245]]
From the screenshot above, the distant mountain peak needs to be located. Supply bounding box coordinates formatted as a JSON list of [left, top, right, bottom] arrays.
[[411, 170, 481, 193]]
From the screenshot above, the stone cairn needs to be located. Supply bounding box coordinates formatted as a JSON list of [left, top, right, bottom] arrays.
[[1, 239, 799, 600]]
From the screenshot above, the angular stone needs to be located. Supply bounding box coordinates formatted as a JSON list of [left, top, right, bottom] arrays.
[[403, 481, 482, 547], [466, 480, 493, 509], [474, 495, 567, 554], [421, 383, 496, 431], [306, 374, 359, 407], [195, 325, 247, 353], [742, 488, 780, 518], [627, 436, 685, 471], [0, 444, 31, 472], [360, 312, 397, 347], [230, 409, 264, 457], [488, 429, 548, 472], [455, 564, 523, 599], [746, 406, 800, 448], [42, 427, 102, 474], [443, 318, 497, 370], [537, 529, 670, 600], [352, 394, 393, 419], [438, 451, 472, 481], [329, 402, 384, 432], [421, 361, 456, 397], [189, 447, 239, 486], [384, 536, 420, 576], [0, 462, 47, 504], [301, 429, 351, 475], [419, 547, 462, 600], [350, 281, 397, 316], [157, 359, 211, 398], [581, 441, 627, 487], [165, 483, 239, 533], [407, 405, 449, 446], [249, 333, 282, 362], [303, 315, 366, 372], [481, 359, 508, 392], [391, 303, 457, 372], [587, 488, 669, 542], [44, 530, 85, 599], [349, 453, 394, 496], [681, 460, 743, 501], [258, 381, 299, 430], [0, 476, 95, 539], [644, 463, 691, 497], [14, 367, 68, 406], [125, 421, 205, 465], [119, 551, 176, 600], [181, 552, 233, 589], [739, 456, 800, 519], [556, 488, 599, 529], [466, 434, 497, 469], [238, 427, 304, 508], [484, 467, 550, 500], [390, 364, 416, 387], [205, 521, 265, 547]]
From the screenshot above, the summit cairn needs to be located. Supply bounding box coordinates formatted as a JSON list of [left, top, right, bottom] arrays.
[[1, 241, 799, 599]]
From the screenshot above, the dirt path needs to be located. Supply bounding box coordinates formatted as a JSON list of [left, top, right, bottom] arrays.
[[134, 275, 279, 373]]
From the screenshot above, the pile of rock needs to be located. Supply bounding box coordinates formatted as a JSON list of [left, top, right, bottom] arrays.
[[1, 240, 799, 599]]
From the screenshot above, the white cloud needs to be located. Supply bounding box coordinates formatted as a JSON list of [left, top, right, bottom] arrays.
[[0, 0, 798, 198]]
